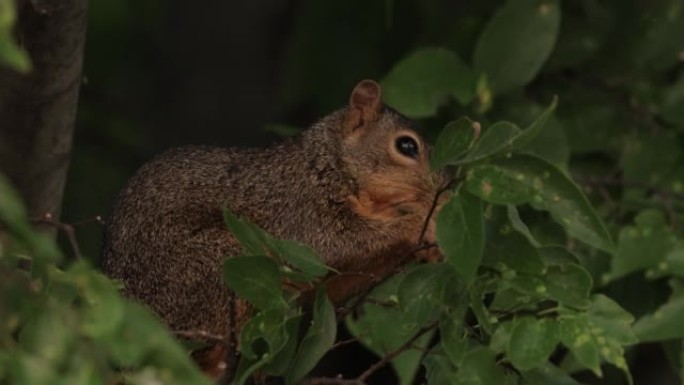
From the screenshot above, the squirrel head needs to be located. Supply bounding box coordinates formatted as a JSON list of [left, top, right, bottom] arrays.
[[339, 80, 448, 262]]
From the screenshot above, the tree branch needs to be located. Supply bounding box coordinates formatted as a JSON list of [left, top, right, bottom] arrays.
[[356, 321, 437, 382], [0, 0, 89, 238]]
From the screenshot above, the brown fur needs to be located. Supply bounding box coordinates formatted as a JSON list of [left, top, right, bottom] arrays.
[[102, 80, 446, 379]]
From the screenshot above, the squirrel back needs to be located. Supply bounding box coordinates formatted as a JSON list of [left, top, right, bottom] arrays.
[[102, 80, 446, 378]]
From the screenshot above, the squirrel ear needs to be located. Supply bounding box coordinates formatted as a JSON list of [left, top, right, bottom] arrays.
[[344, 80, 382, 136]]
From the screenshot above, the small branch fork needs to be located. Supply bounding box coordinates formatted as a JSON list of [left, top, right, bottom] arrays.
[[29, 212, 104, 260], [301, 321, 439, 385]]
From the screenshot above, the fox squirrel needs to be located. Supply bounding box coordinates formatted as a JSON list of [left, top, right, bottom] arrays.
[[102, 80, 447, 379]]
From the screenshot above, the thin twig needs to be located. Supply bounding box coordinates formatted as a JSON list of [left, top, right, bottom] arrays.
[[172, 330, 226, 344], [577, 175, 684, 228], [576, 175, 684, 200], [30, 212, 83, 260], [71, 215, 105, 227], [332, 338, 359, 350], [356, 321, 438, 382], [299, 377, 365, 385], [417, 179, 455, 245], [218, 291, 239, 385]]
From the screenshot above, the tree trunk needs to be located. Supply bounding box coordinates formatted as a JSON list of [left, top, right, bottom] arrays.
[[0, 0, 89, 233]]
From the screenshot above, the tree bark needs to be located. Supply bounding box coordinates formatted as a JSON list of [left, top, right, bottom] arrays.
[[0, 0, 89, 232]]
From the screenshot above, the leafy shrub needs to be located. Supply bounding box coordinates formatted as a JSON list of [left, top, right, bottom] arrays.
[[0, 174, 211, 385]]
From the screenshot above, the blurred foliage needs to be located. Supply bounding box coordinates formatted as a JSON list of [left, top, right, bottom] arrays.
[[2, 0, 684, 384], [0, 174, 211, 385]]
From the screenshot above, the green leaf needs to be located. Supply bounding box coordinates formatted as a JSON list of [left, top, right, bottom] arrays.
[[286, 289, 336, 385], [473, 0, 560, 93], [460, 122, 521, 164], [651, 247, 684, 279], [457, 347, 509, 385], [469, 279, 497, 335], [0, 0, 31, 73], [523, 116, 569, 170], [269, 239, 329, 278], [78, 268, 126, 338], [398, 264, 462, 328], [466, 154, 615, 253], [489, 321, 515, 353], [436, 191, 484, 281], [440, 311, 468, 365], [0, 34, 31, 73], [223, 255, 286, 310], [622, 132, 681, 186], [346, 273, 433, 385], [608, 210, 677, 281], [107, 302, 210, 383], [430, 117, 479, 170], [507, 205, 540, 247], [0, 174, 60, 267], [484, 230, 545, 275], [224, 208, 328, 279], [538, 246, 580, 265], [263, 315, 302, 375], [511, 96, 559, 151], [423, 353, 460, 385], [223, 209, 270, 255], [18, 309, 73, 363], [0, 173, 28, 230], [543, 263, 592, 308], [508, 317, 560, 370], [232, 356, 269, 385], [508, 275, 549, 300], [239, 307, 293, 361], [455, 97, 557, 166], [633, 281, 684, 342], [522, 362, 582, 385], [559, 295, 637, 377], [382, 47, 478, 118]]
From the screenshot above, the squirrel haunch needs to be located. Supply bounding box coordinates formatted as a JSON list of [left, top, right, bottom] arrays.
[[102, 80, 447, 379]]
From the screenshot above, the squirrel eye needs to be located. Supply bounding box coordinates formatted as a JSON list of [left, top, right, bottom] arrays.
[[395, 136, 419, 159]]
